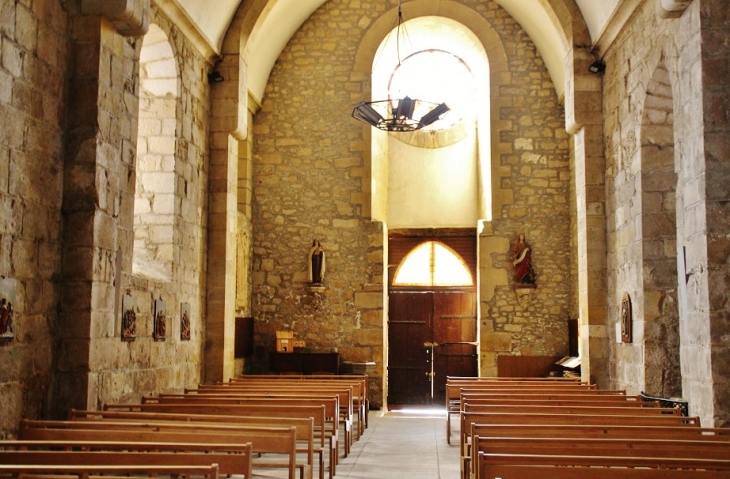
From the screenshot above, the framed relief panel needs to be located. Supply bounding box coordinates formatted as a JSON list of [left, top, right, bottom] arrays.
[[121, 291, 136, 341], [180, 302, 191, 341], [154, 298, 166, 341]]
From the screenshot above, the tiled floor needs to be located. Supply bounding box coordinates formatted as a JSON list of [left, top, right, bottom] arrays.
[[252, 407, 460, 479], [335, 408, 460, 479]]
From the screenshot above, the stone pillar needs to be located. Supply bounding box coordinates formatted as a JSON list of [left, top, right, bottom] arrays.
[[565, 46, 608, 387], [55, 4, 145, 415], [700, 0, 730, 427], [205, 15, 247, 382]]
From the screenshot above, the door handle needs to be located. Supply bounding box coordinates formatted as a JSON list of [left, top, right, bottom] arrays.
[[423, 342, 439, 348]]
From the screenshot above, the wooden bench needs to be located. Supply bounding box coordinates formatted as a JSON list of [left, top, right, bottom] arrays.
[[0, 463, 221, 479], [0, 449, 238, 478], [139, 394, 344, 457], [209, 379, 364, 439], [18, 420, 298, 479], [465, 423, 730, 477], [175, 386, 355, 447], [460, 409, 699, 469], [473, 435, 730, 479], [446, 388, 626, 444], [477, 453, 730, 479], [136, 394, 346, 458], [101, 402, 338, 476], [233, 374, 370, 426], [65, 410, 330, 479], [228, 375, 370, 434], [445, 380, 620, 443], [0, 438, 250, 478]]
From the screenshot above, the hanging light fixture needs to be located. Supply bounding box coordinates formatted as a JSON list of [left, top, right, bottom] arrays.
[[351, 0, 450, 132]]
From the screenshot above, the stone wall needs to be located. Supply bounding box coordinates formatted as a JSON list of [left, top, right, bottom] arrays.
[[602, 0, 729, 426], [0, 0, 69, 438], [84, 5, 211, 409], [249, 0, 572, 405], [0, 0, 211, 435], [477, 3, 573, 374]]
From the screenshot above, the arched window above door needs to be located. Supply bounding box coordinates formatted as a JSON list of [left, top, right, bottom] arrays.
[[393, 241, 473, 287]]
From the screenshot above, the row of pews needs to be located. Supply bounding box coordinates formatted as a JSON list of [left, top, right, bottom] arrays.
[[1, 373, 369, 479], [447, 376, 730, 479]]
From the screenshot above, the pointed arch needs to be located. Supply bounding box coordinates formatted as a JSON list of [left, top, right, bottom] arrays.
[[640, 59, 681, 399], [394, 241, 473, 287]]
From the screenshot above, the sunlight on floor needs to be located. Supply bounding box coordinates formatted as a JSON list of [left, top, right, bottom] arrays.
[[385, 406, 447, 418]]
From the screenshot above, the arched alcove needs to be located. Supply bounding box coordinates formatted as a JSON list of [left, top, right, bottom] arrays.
[[372, 16, 489, 229], [134, 24, 180, 282], [640, 61, 681, 399]]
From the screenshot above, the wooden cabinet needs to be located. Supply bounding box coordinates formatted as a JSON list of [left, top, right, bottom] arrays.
[[269, 352, 340, 375]]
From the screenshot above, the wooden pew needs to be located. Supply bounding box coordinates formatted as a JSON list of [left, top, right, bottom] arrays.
[[460, 410, 699, 471], [460, 412, 700, 479], [228, 375, 370, 434], [65, 410, 330, 479], [209, 379, 364, 439], [465, 423, 730, 478], [18, 420, 299, 479], [0, 449, 238, 477], [101, 402, 339, 476], [0, 463, 220, 479], [174, 385, 355, 447], [0, 442, 247, 479], [473, 436, 730, 479], [460, 397, 657, 409], [137, 394, 346, 458], [477, 453, 730, 479], [445, 380, 620, 443]]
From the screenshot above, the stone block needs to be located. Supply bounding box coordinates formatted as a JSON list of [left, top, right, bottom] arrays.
[[355, 328, 383, 346], [354, 292, 383, 309], [480, 331, 512, 351]]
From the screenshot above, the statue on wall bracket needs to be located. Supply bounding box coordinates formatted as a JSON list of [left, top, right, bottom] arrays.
[[620, 292, 632, 343], [0, 277, 17, 343], [511, 233, 536, 288], [308, 239, 326, 286]]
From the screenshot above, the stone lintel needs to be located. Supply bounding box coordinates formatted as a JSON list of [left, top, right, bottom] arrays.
[[81, 0, 150, 37]]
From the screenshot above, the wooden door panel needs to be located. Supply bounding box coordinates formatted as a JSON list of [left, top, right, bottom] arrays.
[[388, 292, 433, 405], [433, 292, 477, 403]]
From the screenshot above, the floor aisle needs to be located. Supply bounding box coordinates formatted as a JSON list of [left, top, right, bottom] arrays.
[[336, 408, 461, 479]]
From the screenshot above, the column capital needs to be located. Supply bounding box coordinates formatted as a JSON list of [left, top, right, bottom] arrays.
[[656, 0, 693, 18], [81, 0, 150, 36]]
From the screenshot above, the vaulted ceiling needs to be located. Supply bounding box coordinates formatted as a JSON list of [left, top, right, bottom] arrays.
[[168, 0, 627, 100], [173, 0, 622, 52]]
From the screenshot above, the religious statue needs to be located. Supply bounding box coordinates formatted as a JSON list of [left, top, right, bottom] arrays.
[[511, 233, 536, 286], [308, 239, 326, 285], [0, 298, 9, 336]]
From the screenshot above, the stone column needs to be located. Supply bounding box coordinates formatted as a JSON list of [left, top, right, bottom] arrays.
[[699, 0, 730, 427], [204, 12, 247, 382], [55, 2, 147, 416], [565, 46, 608, 387]]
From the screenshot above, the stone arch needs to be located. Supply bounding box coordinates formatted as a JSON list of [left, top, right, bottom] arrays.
[[640, 58, 681, 398], [352, 1, 510, 222], [134, 24, 180, 282]]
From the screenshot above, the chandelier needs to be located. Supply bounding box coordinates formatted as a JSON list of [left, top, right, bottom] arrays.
[[351, 1, 450, 132]]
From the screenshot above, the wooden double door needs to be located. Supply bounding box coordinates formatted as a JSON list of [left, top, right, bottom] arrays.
[[387, 290, 477, 406]]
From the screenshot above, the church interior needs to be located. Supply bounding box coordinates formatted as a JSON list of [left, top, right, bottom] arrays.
[[1, 0, 729, 444]]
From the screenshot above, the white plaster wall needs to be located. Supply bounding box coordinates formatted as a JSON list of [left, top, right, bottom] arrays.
[[387, 131, 478, 229]]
